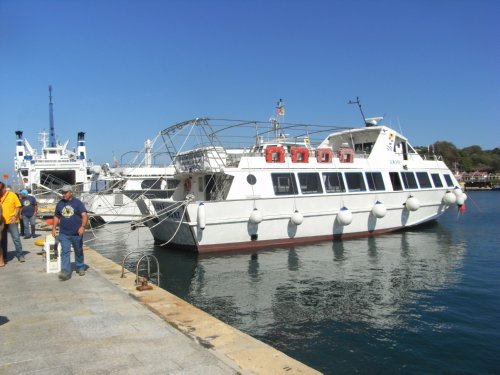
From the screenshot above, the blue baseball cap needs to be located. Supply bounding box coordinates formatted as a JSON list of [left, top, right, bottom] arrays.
[[20, 189, 28, 195]]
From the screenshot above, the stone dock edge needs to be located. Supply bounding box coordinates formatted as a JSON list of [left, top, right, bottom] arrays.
[[84, 246, 321, 375]]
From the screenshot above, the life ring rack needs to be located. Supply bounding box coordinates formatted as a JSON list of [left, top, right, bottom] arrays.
[[316, 148, 333, 163], [265, 146, 285, 163], [291, 147, 309, 163]]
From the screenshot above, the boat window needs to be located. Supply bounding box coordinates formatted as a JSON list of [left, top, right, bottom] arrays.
[[322, 172, 346, 193], [416, 172, 432, 188], [401, 172, 418, 189], [431, 173, 443, 188], [204, 174, 233, 201], [389, 172, 403, 191], [167, 179, 180, 190], [365, 172, 385, 191], [298, 173, 323, 194], [443, 174, 454, 187], [345, 172, 367, 192], [142, 178, 162, 190], [402, 141, 408, 161], [354, 142, 375, 154], [247, 174, 257, 185], [271, 173, 298, 195]]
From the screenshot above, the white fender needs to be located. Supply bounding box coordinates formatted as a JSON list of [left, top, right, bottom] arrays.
[[372, 201, 387, 219], [290, 210, 303, 225], [337, 206, 353, 226], [453, 186, 464, 196], [456, 193, 466, 206], [442, 191, 457, 205], [249, 208, 262, 224], [405, 196, 420, 211], [197, 202, 206, 230]]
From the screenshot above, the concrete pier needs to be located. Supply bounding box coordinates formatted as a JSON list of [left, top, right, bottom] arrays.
[[0, 237, 321, 374]]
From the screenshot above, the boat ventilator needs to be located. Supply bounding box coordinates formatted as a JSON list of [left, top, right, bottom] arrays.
[[121, 250, 160, 287]]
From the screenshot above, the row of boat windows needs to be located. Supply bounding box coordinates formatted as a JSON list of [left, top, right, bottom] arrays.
[[270, 171, 455, 195]]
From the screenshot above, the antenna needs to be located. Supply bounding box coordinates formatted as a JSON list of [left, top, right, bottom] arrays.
[[48, 85, 56, 147], [348, 96, 367, 127]]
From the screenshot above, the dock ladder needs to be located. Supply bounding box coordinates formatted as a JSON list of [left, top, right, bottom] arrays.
[[121, 251, 160, 287]]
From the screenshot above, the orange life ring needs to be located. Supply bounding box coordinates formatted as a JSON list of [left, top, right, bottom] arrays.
[[184, 178, 192, 191]]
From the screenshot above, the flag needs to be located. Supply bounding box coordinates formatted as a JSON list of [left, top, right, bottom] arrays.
[[276, 99, 285, 116]]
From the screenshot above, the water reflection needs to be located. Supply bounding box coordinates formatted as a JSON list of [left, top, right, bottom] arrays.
[[87, 221, 466, 336]]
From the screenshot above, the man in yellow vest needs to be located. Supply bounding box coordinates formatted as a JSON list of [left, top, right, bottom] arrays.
[[0, 181, 24, 263]]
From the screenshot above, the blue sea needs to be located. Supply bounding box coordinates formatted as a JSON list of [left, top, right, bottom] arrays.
[[87, 191, 500, 374]]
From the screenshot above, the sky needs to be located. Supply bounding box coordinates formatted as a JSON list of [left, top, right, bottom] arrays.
[[0, 0, 499, 181]]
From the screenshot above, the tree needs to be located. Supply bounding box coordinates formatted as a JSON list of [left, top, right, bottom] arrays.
[[433, 141, 460, 168]]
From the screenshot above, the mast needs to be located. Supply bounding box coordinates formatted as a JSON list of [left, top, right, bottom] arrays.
[[48, 85, 56, 147], [348, 96, 367, 127]]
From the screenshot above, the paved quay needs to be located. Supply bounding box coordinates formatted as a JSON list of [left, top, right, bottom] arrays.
[[0, 236, 321, 375]]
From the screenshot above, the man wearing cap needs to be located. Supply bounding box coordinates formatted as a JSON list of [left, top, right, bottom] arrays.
[[20, 189, 38, 239], [0, 181, 24, 262], [51, 185, 88, 281]]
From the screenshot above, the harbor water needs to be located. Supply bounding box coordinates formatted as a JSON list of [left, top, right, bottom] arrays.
[[86, 191, 500, 374]]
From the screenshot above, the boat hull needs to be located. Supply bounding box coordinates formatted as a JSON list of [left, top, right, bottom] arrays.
[[147, 190, 452, 253]]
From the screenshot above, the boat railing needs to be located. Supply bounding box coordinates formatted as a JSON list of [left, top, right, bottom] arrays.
[[27, 158, 85, 164], [353, 152, 370, 159], [420, 153, 443, 161]]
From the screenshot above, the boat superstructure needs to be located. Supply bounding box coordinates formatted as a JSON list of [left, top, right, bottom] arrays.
[[14, 86, 93, 197], [81, 138, 178, 223], [137, 114, 465, 253]]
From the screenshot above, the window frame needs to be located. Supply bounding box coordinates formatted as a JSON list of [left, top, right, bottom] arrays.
[[298, 172, 323, 194], [345, 172, 367, 192], [322, 172, 346, 193], [365, 172, 386, 191], [271, 173, 299, 196]]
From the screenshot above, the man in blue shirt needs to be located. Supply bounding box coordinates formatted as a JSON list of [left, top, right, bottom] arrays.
[[19, 189, 38, 239], [51, 185, 88, 281]]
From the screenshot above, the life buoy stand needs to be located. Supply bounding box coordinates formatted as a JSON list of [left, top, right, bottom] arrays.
[[316, 148, 333, 163], [184, 178, 192, 191], [265, 146, 285, 163], [291, 147, 309, 163]]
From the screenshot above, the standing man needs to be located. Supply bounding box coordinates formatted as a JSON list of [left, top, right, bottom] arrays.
[[0, 181, 24, 262], [159, 176, 167, 190], [0, 203, 4, 267], [19, 189, 38, 239], [51, 185, 88, 281]]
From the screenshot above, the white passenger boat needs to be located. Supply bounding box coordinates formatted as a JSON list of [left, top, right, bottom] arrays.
[[138, 113, 465, 253], [82, 148, 177, 223], [14, 86, 94, 213], [81, 134, 179, 224]]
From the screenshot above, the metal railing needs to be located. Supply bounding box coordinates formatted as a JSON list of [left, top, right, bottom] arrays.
[[121, 251, 160, 287]]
